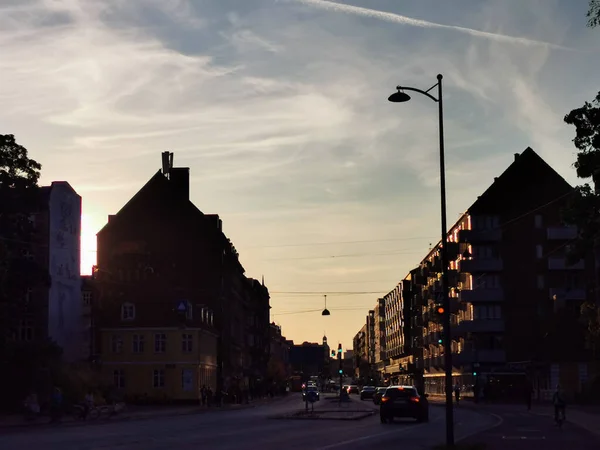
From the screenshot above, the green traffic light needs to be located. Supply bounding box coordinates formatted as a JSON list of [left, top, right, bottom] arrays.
[[339, 369, 343, 374], [473, 372, 477, 376], [438, 339, 443, 344]]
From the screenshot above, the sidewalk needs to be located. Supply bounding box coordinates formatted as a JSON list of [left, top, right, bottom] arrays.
[[0, 395, 285, 431], [427, 395, 600, 439]]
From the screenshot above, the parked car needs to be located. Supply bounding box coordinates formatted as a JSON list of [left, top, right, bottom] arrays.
[[360, 386, 376, 400], [379, 386, 429, 423], [372, 387, 387, 405]]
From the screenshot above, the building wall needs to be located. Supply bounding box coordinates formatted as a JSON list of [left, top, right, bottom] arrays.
[[47, 182, 82, 361], [100, 327, 218, 401]]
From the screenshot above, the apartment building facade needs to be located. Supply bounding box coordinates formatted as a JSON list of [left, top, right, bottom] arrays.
[[4, 181, 83, 361], [389, 148, 594, 400], [352, 324, 369, 380], [94, 152, 270, 402]]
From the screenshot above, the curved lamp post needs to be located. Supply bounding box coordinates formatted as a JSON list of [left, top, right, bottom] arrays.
[[322, 294, 330, 316], [388, 74, 454, 447]]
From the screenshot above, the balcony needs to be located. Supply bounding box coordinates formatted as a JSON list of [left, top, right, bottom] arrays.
[[454, 319, 505, 335], [454, 349, 506, 365], [459, 288, 504, 303], [549, 287, 586, 301], [459, 258, 503, 273], [458, 228, 501, 243], [548, 257, 585, 270], [547, 226, 578, 240]]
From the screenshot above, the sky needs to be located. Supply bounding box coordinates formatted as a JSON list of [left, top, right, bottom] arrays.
[[1, 0, 599, 351]]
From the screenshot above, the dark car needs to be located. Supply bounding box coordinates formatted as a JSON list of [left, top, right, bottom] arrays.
[[379, 386, 429, 423], [372, 387, 387, 405], [302, 386, 320, 402], [347, 385, 359, 395], [360, 386, 376, 400]]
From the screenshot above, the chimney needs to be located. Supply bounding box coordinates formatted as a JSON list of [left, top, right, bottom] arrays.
[[169, 167, 189, 200], [514, 153, 519, 161], [162, 151, 173, 178]]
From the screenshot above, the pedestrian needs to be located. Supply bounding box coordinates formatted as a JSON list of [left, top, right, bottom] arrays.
[[201, 385, 207, 406], [524, 379, 532, 411], [50, 387, 63, 423], [453, 383, 461, 406], [552, 384, 567, 424]]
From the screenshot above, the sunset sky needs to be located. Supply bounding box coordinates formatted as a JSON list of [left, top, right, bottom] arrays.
[[2, 0, 599, 350]]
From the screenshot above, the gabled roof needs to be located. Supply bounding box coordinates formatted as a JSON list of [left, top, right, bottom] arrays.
[[468, 147, 572, 213], [97, 170, 204, 236]]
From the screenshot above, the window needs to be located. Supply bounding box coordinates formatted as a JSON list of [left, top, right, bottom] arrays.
[[133, 334, 145, 353], [536, 245, 543, 259], [186, 304, 193, 320], [121, 302, 135, 321], [111, 335, 123, 353], [477, 275, 500, 289], [113, 369, 125, 388], [154, 333, 166, 353], [534, 215, 543, 228], [537, 275, 545, 289], [181, 333, 193, 353], [473, 245, 496, 259], [153, 369, 165, 388], [82, 291, 92, 307], [18, 319, 34, 341]]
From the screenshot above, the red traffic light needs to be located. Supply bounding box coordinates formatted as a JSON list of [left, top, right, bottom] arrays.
[[436, 306, 445, 314]]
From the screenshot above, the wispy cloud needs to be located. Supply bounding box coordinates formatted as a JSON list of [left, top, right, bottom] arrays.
[[0, 0, 594, 346], [293, 0, 573, 50]]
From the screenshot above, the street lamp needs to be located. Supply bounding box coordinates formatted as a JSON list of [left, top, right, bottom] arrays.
[[388, 74, 455, 447], [322, 294, 330, 316]]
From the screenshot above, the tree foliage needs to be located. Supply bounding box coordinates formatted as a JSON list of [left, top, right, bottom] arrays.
[[589, 0, 600, 28], [562, 90, 600, 357]]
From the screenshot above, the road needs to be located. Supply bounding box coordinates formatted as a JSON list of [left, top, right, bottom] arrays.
[[461, 404, 600, 450], [0, 395, 508, 450]]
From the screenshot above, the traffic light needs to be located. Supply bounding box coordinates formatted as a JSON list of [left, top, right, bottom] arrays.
[[338, 369, 343, 374], [435, 305, 445, 315], [337, 343, 342, 354], [438, 328, 444, 345], [473, 371, 477, 376], [331, 350, 336, 357]]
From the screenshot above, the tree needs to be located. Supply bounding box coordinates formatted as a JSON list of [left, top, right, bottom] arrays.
[[563, 91, 600, 359], [0, 134, 43, 352], [589, 0, 600, 28]]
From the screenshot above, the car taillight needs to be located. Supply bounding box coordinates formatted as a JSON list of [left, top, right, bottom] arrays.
[[409, 397, 420, 403], [381, 397, 390, 402]]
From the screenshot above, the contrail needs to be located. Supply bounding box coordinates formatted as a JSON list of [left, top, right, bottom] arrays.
[[293, 0, 572, 51]]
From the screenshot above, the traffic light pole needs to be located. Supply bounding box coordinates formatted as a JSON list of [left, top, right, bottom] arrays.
[[338, 343, 343, 406]]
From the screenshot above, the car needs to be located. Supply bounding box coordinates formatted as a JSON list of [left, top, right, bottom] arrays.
[[379, 386, 429, 423], [372, 387, 387, 405], [360, 386, 376, 400], [302, 385, 320, 402], [347, 385, 359, 395]]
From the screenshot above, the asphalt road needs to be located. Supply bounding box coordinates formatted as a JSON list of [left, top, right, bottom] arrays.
[[461, 405, 600, 450], [1, 395, 498, 450]]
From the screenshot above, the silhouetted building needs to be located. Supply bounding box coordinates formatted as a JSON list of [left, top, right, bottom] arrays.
[[289, 340, 329, 378], [387, 147, 594, 401], [4, 181, 82, 361], [93, 152, 270, 402]]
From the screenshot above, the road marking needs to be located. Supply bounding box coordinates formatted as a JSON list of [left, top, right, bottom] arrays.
[[313, 417, 442, 450]]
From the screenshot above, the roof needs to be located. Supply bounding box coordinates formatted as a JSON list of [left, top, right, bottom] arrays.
[[401, 146, 573, 280]]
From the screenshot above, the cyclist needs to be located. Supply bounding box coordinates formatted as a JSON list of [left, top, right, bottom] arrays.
[[552, 384, 566, 424]]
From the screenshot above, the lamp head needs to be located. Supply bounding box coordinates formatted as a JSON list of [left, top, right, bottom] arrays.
[[322, 308, 331, 316], [388, 88, 411, 103]]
